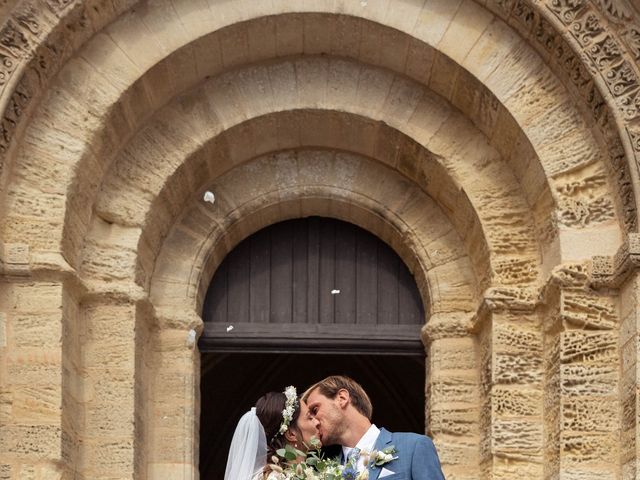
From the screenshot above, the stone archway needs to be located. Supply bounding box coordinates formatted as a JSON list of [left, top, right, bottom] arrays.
[[198, 216, 429, 479], [0, 2, 639, 480]]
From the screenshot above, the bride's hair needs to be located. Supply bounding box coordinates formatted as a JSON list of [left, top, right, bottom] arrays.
[[256, 391, 301, 459]]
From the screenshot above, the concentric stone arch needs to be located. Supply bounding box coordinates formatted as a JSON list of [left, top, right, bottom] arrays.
[[0, 5, 627, 269]]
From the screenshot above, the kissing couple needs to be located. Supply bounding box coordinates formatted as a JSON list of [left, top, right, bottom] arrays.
[[224, 375, 445, 480]]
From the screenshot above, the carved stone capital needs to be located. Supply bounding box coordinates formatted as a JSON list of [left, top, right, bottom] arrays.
[[422, 312, 474, 343], [153, 306, 204, 332], [80, 279, 147, 306], [591, 233, 640, 287]]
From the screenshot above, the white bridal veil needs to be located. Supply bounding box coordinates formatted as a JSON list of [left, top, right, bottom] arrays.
[[224, 407, 268, 480]]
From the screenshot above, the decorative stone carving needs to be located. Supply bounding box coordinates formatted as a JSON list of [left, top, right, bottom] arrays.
[[572, 12, 606, 46], [548, 0, 588, 25], [593, 0, 635, 22]]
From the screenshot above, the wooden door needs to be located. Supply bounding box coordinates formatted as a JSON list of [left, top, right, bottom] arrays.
[[200, 217, 425, 354]]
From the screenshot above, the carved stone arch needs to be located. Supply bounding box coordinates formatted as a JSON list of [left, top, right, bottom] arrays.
[[143, 150, 481, 478], [0, 2, 637, 227], [0, 3, 628, 271], [148, 150, 477, 316], [79, 54, 543, 295]]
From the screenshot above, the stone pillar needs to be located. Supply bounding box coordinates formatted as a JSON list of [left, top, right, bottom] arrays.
[[423, 313, 480, 480], [146, 309, 202, 480], [0, 275, 70, 479], [75, 297, 140, 479], [543, 263, 620, 479], [474, 287, 544, 479], [592, 235, 640, 480], [619, 272, 639, 480]]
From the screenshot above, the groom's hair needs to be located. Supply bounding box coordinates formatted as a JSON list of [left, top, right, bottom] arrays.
[[303, 375, 373, 420]]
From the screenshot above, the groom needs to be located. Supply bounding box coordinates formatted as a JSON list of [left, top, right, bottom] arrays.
[[303, 375, 445, 480]]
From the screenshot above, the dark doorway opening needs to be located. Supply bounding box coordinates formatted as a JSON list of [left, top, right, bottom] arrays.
[[199, 353, 426, 479]]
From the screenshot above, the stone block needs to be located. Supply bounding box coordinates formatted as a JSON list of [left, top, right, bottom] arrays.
[[5, 351, 61, 386], [11, 384, 61, 424], [560, 330, 617, 364], [561, 397, 618, 432], [428, 51, 460, 101], [437, 0, 494, 65], [560, 362, 617, 397], [434, 438, 479, 468], [493, 350, 543, 385], [11, 312, 62, 349], [492, 386, 542, 417], [430, 406, 478, 436], [0, 424, 61, 459], [492, 419, 543, 458], [414, 0, 463, 47], [78, 437, 134, 476], [0, 283, 63, 312], [561, 431, 618, 467], [429, 337, 476, 371]]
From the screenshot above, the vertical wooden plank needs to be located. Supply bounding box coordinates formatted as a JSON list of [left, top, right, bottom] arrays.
[[270, 220, 294, 323], [227, 239, 251, 323], [307, 217, 320, 324], [356, 231, 378, 325], [319, 219, 336, 324], [377, 243, 399, 325], [203, 260, 229, 323], [334, 221, 357, 324], [398, 262, 423, 324], [250, 228, 271, 323], [292, 219, 308, 323]]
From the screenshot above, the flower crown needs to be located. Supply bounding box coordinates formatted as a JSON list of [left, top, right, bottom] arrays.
[[277, 386, 299, 437]]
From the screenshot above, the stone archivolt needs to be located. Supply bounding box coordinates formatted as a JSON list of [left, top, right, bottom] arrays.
[[0, 1, 638, 479]]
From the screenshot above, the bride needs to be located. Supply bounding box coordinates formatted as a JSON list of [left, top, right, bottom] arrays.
[[224, 386, 320, 480]]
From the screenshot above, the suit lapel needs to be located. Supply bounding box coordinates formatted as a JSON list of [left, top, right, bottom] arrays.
[[368, 428, 393, 480]]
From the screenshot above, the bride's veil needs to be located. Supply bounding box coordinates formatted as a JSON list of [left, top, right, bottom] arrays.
[[224, 407, 268, 480]]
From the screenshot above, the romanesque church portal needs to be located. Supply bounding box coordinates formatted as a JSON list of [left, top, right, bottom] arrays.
[[2, 1, 640, 479]]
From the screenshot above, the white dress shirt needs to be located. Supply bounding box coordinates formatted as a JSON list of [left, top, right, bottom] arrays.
[[342, 424, 381, 473]]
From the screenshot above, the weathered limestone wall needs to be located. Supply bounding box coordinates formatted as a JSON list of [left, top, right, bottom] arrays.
[[620, 273, 640, 480], [0, 280, 69, 478], [1, 1, 640, 479]]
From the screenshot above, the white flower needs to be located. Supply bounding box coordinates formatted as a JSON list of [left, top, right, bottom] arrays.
[[356, 470, 369, 480]]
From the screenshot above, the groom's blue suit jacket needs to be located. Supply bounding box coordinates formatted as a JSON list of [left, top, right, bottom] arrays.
[[367, 428, 445, 480]]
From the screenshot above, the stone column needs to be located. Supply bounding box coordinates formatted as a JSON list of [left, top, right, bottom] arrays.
[[543, 263, 620, 479], [619, 272, 639, 480], [146, 308, 202, 480], [592, 235, 640, 480], [474, 287, 544, 479], [75, 293, 141, 479], [0, 245, 74, 479], [423, 312, 480, 480]]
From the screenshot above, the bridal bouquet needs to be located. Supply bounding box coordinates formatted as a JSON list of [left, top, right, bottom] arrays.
[[267, 438, 396, 480]]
